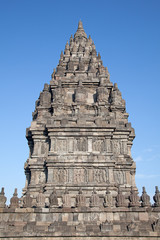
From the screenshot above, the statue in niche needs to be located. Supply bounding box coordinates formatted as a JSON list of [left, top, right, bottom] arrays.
[[23, 191, 33, 208], [0, 188, 7, 208], [104, 188, 113, 208], [36, 186, 46, 208], [76, 188, 86, 207], [140, 187, 151, 207], [153, 186, 160, 207], [39, 84, 51, 108], [62, 188, 71, 208], [116, 186, 126, 207], [129, 187, 140, 207], [49, 187, 58, 208], [10, 188, 19, 208], [90, 188, 100, 208]]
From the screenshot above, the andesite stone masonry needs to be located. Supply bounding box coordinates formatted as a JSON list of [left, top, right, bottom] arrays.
[[0, 21, 160, 240]]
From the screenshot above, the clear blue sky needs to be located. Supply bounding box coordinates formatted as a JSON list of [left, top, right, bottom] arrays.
[[0, 0, 160, 203]]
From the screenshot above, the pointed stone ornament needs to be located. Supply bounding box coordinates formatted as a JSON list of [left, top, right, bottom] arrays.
[[74, 20, 87, 40], [60, 51, 64, 59], [36, 186, 46, 208], [23, 192, 33, 208], [49, 187, 58, 208], [140, 187, 151, 207], [129, 187, 140, 207], [69, 34, 73, 46], [10, 188, 19, 208], [116, 186, 126, 207], [0, 187, 7, 208], [153, 186, 160, 207], [64, 41, 70, 55], [62, 188, 71, 208], [76, 188, 86, 208], [90, 188, 100, 208], [104, 188, 113, 208], [51, 68, 56, 79]]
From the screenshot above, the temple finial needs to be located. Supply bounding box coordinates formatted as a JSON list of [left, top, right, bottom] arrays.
[[78, 20, 83, 30], [74, 20, 87, 39]]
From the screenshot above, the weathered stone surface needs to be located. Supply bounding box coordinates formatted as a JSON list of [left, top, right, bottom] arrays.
[[0, 21, 159, 239]]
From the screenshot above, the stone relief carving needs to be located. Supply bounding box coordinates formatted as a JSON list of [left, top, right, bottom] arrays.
[[74, 169, 85, 183], [152, 218, 160, 232], [75, 137, 87, 152], [114, 170, 126, 184], [112, 140, 120, 155], [127, 221, 139, 232], [53, 168, 68, 183], [57, 139, 67, 152], [94, 169, 107, 183], [92, 138, 105, 152], [52, 167, 109, 184]]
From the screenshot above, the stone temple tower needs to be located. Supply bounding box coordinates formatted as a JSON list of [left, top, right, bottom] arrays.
[[0, 21, 160, 239], [24, 20, 136, 203]]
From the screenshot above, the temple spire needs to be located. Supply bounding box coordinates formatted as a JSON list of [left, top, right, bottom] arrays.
[[74, 20, 87, 40]]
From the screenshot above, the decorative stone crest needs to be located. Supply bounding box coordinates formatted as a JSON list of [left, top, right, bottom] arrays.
[[140, 187, 151, 207], [116, 186, 126, 207], [129, 187, 140, 207], [62, 188, 71, 208], [10, 188, 19, 208], [36, 187, 46, 208], [23, 192, 33, 208], [153, 186, 160, 207], [76, 188, 86, 208], [0, 187, 7, 208], [104, 188, 113, 208], [49, 187, 58, 208], [90, 188, 100, 208]]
